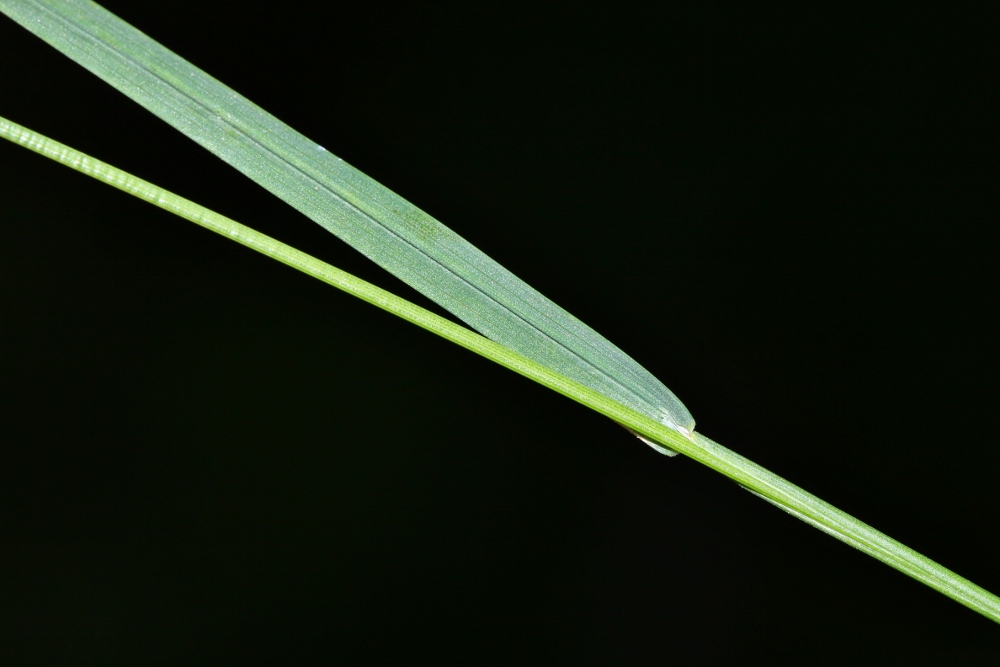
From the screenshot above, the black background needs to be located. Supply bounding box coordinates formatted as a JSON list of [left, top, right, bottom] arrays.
[[1, 1, 998, 664]]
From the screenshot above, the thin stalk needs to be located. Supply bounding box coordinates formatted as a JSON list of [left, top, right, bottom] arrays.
[[3, 115, 998, 624]]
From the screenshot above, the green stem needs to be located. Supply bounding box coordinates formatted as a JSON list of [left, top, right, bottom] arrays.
[[3, 115, 998, 624]]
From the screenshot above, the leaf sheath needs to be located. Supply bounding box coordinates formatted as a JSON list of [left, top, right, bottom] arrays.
[[2, 115, 998, 624]]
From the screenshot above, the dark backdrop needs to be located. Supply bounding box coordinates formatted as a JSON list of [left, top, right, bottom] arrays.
[[1, 2, 997, 664]]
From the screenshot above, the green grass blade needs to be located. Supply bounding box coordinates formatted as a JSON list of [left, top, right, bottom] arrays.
[[0, 0, 694, 445], [3, 114, 998, 624]]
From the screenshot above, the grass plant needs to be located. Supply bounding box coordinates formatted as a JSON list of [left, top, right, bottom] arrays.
[[1, 0, 997, 641]]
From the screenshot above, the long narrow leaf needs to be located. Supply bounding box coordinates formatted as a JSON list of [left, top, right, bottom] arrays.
[[3, 114, 999, 624], [0, 0, 694, 449]]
